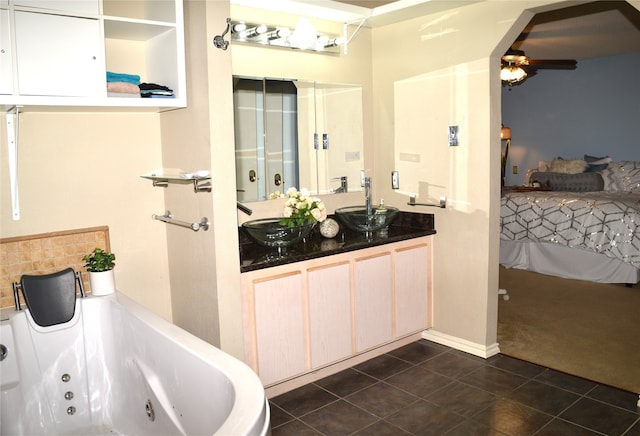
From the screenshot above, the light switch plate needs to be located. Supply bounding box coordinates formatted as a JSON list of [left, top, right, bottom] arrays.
[[360, 170, 365, 187], [448, 125, 459, 146], [392, 171, 399, 189]]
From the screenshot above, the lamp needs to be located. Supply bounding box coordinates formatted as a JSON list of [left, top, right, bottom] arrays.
[[229, 19, 343, 53], [266, 28, 291, 40], [243, 24, 268, 38], [500, 125, 511, 186], [323, 37, 345, 48], [289, 17, 320, 50], [230, 22, 247, 33], [500, 126, 511, 141], [500, 64, 527, 86]]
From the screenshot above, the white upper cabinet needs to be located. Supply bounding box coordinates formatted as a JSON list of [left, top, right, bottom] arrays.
[[13, 0, 99, 15], [14, 12, 103, 97], [0, 0, 185, 109], [0, 9, 12, 95]]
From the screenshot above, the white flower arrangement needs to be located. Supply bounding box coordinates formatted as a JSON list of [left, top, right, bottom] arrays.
[[280, 187, 327, 227]]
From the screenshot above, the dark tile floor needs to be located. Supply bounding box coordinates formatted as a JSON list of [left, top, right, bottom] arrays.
[[269, 340, 640, 435]]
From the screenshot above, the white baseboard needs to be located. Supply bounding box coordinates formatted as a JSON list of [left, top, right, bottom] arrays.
[[422, 329, 500, 359]]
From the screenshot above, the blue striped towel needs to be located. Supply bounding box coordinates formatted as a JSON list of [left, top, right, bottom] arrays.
[[106, 71, 140, 85]]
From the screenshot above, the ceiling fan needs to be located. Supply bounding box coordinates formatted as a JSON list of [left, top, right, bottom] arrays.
[[501, 48, 577, 87]]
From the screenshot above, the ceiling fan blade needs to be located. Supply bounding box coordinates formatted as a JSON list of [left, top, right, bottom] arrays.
[[527, 59, 577, 68]]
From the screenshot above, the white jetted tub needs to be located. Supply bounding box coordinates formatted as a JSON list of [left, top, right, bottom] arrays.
[[0, 292, 270, 435]]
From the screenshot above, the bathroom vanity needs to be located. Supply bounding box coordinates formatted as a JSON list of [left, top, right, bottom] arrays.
[[239, 212, 435, 396]]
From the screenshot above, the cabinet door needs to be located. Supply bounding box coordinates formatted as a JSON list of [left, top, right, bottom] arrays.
[[14, 11, 103, 97], [0, 9, 12, 95], [395, 244, 430, 336], [254, 272, 306, 386], [13, 0, 99, 15], [308, 262, 352, 368], [354, 253, 393, 352]]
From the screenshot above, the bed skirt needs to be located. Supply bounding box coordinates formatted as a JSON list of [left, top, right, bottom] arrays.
[[500, 240, 640, 284]]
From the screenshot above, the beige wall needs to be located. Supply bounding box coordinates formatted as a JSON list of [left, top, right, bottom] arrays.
[[0, 111, 173, 319], [369, 1, 570, 349], [157, 0, 222, 348]]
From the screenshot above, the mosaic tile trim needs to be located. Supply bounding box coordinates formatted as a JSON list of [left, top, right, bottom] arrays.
[[0, 226, 110, 310]]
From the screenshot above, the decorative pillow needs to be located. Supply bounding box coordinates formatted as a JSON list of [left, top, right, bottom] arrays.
[[600, 166, 622, 192], [537, 160, 551, 172], [529, 172, 604, 192], [615, 161, 640, 192], [599, 161, 640, 192], [548, 159, 588, 174], [584, 154, 612, 172]]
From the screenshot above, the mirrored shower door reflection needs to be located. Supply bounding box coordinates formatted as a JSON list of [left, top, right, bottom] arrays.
[[234, 78, 299, 202]]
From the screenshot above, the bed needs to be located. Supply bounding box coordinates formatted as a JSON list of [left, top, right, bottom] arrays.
[[500, 159, 640, 284]]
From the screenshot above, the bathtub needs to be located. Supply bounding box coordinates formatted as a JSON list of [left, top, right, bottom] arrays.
[[0, 292, 270, 435]]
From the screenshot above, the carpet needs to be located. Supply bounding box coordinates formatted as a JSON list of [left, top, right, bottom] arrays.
[[498, 266, 640, 394]]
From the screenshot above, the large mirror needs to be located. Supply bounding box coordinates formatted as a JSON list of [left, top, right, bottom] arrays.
[[233, 76, 364, 202]]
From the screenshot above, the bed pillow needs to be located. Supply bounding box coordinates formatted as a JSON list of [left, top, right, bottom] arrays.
[[599, 161, 640, 192], [584, 154, 612, 172], [600, 164, 622, 191], [548, 159, 589, 174], [529, 172, 604, 192]]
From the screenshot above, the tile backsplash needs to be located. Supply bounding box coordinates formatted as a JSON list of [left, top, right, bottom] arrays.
[[0, 226, 110, 310]]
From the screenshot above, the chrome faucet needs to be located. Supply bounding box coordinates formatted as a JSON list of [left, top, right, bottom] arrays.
[[332, 176, 348, 193], [364, 177, 372, 219]]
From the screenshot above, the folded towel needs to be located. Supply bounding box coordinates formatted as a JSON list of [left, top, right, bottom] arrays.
[[107, 82, 140, 94], [107, 91, 141, 98], [139, 82, 173, 92], [106, 71, 141, 85], [141, 94, 176, 99], [140, 90, 174, 96]]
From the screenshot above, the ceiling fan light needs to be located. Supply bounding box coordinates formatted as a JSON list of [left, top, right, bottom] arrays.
[[500, 65, 527, 83]]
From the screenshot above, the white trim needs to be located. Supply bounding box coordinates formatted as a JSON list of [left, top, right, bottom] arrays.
[[422, 329, 500, 359]]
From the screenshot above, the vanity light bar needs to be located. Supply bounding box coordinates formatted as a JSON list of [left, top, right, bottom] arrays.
[[230, 20, 342, 53]]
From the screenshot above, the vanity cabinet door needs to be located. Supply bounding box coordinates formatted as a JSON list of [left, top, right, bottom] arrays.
[[308, 261, 352, 368], [0, 9, 11, 95], [354, 253, 393, 352], [253, 272, 306, 386], [241, 235, 433, 391], [14, 11, 102, 97], [395, 244, 430, 336]]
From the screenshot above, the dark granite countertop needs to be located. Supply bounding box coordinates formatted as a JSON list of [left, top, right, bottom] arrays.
[[239, 211, 435, 273]]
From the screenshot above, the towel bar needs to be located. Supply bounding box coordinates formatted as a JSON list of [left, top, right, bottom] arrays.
[[407, 195, 446, 208], [152, 211, 209, 231]]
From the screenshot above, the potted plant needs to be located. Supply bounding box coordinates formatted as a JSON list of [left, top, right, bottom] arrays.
[[83, 247, 116, 296]]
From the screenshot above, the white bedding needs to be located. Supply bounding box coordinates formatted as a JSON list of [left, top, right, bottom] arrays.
[[500, 240, 640, 284], [501, 190, 640, 273]]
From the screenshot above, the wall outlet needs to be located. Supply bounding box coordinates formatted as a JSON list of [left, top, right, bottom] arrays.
[[392, 171, 399, 189], [399, 152, 420, 163], [345, 151, 360, 162], [512, 165, 518, 174]]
